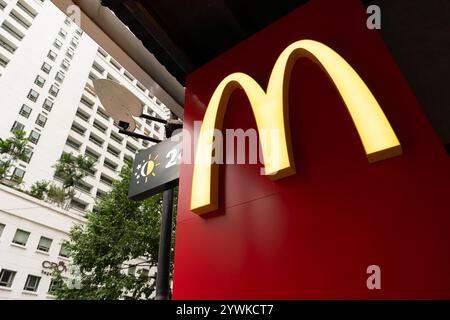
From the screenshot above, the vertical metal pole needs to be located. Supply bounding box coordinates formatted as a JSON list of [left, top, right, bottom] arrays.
[[155, 187, 174, 300], [155, 112, 178, 300]]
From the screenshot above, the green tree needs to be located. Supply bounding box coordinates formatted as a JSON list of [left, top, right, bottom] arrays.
[[28, 180, 50, 200], [52, 162, 177, 300], [0, 130, 30, 183], [28, 153, 96, 209]]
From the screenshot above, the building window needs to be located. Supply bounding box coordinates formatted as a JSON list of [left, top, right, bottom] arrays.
[[136, 82, 146, 93], [92, 62, 105, 75], [9, 10, 31, 29], [66, 48, 74, 59], [1, 20, 24, 40], [10, 121, 24, 133], [47, 50, 57, 61], [58, 28, 67, 38], [29, 130, 40, 144], [41, 62, 52, 74], [124, 71, 134, 82], [12, 168, 25, 182], [35, 114, 47, 127], [55, 71, 65, 83], [27, 89, 39, 102], [76, 28, 83, 36], [97, 47, 108, 58], [140, 269, 149, 279], [126, 143, 137, 153], [0, 269, 17, 288], [0, 34, 17, 53], [80, 96, 94, 108], [71, 39, 79, 48], [53, 39, 63, 49], [48, 278, 62, 294], [19, 104, 32, 118], [0, 223, 5, 238], [110, 59, 121, 71], [59, 243, 69, 258], [12, 229, 30, 246], [34, 75, 46, 87], [128, 265, 136, 276], [49, 85, 59, 97], [0, 56, 9, 67], [61, 58, 70, 71], [16, 0, 37, 19], [64, 17, 71, 26], [42, 98, 53, 112], [23, 275, 41, 292], [37, 236, 52, 252], [23, 148, 33, 163]]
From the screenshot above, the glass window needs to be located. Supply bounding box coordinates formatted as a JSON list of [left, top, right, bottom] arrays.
[[58, 28, 67, 38], [48, 278, 63, 294], [140, 269, 149, 278], [66, 48, 74, 59], [49, 85, 59, 97], [19, 104, 32, 118], [29, 130, 40, 144], [23, 275, 41, 292], [23, 149, 33, 163], [12, 229, 30, 246], [27, 89, 39, 102], [35, 114, 47, 127], [59, 243, 69, 258], [64, 17, 71, 26], [37, 236, 52, 252], [34, 75, 45, 87], [0, 223, 5, 238], [12, 168, 25, 182], [47, 50, 57, 61], [61, 58, 70, 71], [41, 62, 52, 74], [10, 121, 24, 133], [128, 265, 136, 276], [0, 269, 17, 288], [55, 71, 65, 83], [43, 98, 53, 112], [53, 39, 62, 49], [71, 39, 78, 48]]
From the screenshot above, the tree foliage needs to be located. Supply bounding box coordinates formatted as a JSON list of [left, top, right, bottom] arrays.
[[29, 153, 96, 209], [52, 162, 177, 300], [0, 130, 30, 182]]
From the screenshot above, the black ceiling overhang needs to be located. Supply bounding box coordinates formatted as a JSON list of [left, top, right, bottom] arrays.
[[100, 0, 374, 86]]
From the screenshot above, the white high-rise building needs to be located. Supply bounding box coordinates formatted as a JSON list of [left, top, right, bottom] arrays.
[[0, 0, 171, 213]]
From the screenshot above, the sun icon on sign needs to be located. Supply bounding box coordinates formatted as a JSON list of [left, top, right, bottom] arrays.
[[134, 154, 160, 184]]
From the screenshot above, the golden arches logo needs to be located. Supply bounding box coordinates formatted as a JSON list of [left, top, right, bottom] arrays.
[[191, 39, 402, 215]]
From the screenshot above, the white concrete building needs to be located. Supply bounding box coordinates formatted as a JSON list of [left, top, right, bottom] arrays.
[[0, 184, 156, 300], [0, 184, 84, 299], [0, 0, 168, 300], [0, 0, 171, 213]]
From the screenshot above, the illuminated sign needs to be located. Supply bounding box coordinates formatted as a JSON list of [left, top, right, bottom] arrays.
[[129, 134, 182, 200], [191, 39, 402, 215]]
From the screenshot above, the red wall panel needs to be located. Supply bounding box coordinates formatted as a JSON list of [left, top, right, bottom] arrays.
[[173, 0, 450, 299]]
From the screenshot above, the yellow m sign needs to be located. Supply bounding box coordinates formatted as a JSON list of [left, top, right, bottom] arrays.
[[191, 39, 402, 215]]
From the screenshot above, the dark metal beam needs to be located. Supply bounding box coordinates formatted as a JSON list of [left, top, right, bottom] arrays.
[[122, 0, 194, 75]]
